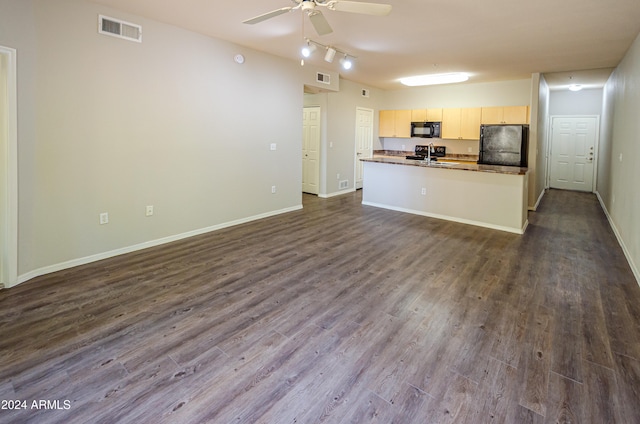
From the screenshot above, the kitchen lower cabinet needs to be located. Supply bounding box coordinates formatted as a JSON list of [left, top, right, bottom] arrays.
[[442, 107, 481, 140], [361, 159, 529, 234]]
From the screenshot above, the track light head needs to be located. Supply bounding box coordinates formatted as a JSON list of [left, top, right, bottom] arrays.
[[324, 47, 336, 63], [340, 55, 352, 70], [301, 42, 316, 58]]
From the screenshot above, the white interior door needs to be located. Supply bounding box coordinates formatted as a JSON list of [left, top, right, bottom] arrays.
[[302, 106, 320, 195], [0, 46, 18, 288], [549, 116, 597, 192], [355, 107, 373, 189]]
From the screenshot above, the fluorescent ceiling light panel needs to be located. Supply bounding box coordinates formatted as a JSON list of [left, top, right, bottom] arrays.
[[400, 73, 469, 86]]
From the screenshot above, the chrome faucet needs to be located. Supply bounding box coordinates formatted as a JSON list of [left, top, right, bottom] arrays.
[[425, 142, 435, 162]]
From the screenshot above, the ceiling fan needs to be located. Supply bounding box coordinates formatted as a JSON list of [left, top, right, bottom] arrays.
[[243, 0, 393, 36]]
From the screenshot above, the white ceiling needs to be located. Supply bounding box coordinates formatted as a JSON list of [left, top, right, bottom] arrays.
[[90, 0, 640, 91]]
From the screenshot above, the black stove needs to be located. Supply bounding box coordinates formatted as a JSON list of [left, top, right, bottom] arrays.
[[405, 145, 446, 160]]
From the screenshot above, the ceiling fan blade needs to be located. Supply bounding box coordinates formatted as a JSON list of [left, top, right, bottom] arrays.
[[243, 7, 293, 25], [326, 1, 392, 16], [308, 11, 333, 36]]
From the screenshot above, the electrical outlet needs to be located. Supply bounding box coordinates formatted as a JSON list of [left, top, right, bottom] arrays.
[[421, 188, 427, 195], [468, 147, 473, 153], [337, 173, 340, 180], [271, 185, 276, 194], [146, 205, 154, 216], [99, 212, 109, 225], [619, 153, 623, 162]]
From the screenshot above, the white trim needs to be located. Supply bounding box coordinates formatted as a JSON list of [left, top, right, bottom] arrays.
[[16, 205, 302, 287], [354, 107, 374, 190], [0, 46, 18, 289], [319, 188, 356, 199], [362, 200, 528, 234], [529, 188, 546, 211], [547, 115, 600, 193], [595, 191, 640, 287]]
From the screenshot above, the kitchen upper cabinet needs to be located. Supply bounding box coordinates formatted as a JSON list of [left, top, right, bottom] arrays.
[[442, 108, 481, 140], [411, 109, 426, 122], [379, 109, 411, 138], [411, 108, 443, 122], [481, 106, 529, 124], [426, 108, 443, 122]]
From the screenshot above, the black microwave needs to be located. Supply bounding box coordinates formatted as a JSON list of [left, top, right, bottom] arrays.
[[411, 121, 441, 138]]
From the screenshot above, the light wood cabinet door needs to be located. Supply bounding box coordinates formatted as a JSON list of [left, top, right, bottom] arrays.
[[442, 108, 462, 139], [442, 108, 481, 140], [379, 110, 411, 138], [395, 110, 412, 138], [426, 108, 443, 122], [481, 106, 529, 124], [503, 106, 529, 124], [411, 109, 427, 122], [480, 107, 504, 125], [379, 110, 396, 137], [460, 108, 481, 140]]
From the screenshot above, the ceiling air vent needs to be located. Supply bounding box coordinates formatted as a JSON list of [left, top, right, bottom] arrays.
[[316, 72, 331, 85], [98, 15, 142, 43]]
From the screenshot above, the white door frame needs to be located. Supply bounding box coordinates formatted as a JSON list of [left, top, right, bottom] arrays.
[[354, 107, 374, 189], [0, 45, 18, 289], [302, 106, 321, 195], [546, 115, 600, 192]]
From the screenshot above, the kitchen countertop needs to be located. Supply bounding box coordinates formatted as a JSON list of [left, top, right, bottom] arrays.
[[373, 150, 479, 162], [362, 155, 528, 176]]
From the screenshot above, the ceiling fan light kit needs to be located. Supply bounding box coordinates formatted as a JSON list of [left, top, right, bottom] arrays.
[[244, 1, 389, 70], [243, 0, 392, 36]]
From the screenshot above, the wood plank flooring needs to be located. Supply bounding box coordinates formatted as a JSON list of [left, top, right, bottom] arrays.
[[1, 189, 640, 423]]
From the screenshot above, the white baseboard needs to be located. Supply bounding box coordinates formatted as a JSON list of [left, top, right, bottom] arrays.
[[319, 188, 356, 198], [595, 191, 640, 286], [15, 204, 302, 288], [361, 201, 527, 234], [529, 188, 546, 211]]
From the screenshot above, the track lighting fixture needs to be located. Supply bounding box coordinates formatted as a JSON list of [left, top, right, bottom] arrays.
[[300, 38, 355, 70]]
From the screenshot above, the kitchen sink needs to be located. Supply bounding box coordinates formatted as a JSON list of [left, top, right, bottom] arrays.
[[427, 161, 459, 166]]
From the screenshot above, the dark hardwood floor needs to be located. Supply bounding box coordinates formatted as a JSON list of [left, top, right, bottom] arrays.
[[1, 189, 639, 423]]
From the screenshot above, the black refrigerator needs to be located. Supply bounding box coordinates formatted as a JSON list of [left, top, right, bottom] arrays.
[[477, 124, 529, 167]]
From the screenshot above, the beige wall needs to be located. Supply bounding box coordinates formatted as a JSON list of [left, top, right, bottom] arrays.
[[1, 0, 306, 282], [530, 73, 550, 210], [304, 79, 384, 196], [599, 32, 640, 282]]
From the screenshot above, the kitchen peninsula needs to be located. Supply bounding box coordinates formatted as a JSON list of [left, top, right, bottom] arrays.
[[360, 155, 529, 234]]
